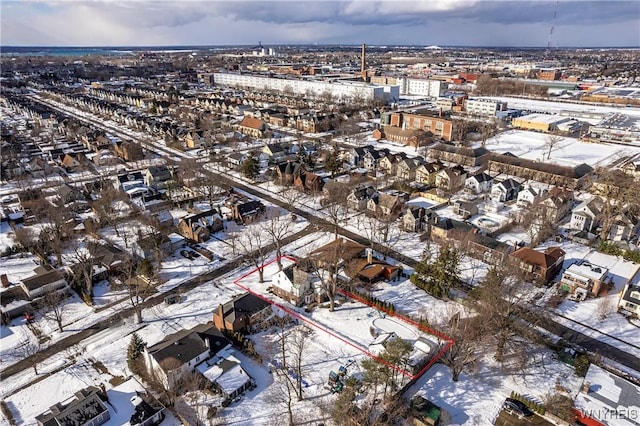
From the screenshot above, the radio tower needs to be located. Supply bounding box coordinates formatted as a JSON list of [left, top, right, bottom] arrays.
[[546, 0, 559, 52]]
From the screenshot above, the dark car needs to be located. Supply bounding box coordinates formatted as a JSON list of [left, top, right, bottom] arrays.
[[503, 398, 534, 419]]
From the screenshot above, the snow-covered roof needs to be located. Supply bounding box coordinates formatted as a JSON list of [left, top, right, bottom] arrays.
[[197, 348, 252, 396], [574, 364, 640, 426]]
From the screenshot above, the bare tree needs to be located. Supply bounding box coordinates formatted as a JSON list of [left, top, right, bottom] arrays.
[[41, 289, 69, 333], [14, 338, 44, 375], [260, 207, 293, 271], [322, 185, 351, 241], [545, 133, 563, 160], [437, 307, 484, 381], [237, 225, 270, 283], [470, 265, 542, 365], [592, 168, 637, 241]]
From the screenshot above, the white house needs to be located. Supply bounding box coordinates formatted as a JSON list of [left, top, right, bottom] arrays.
[[607, 212, 639, 242], [490, 178, 522, 202], [618, 282, 640, 317], [143, 324, 230, 390], [465, 172, 493, 194], [569, 198, 603, 233], [271, 264, 312, 306], [516, 185, 548, 206]]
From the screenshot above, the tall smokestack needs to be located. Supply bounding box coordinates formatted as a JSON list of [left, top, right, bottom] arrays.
[[361, 43, 366, 81]]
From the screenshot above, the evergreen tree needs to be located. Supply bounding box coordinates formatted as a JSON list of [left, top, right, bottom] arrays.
[[127, 332, 146, 373], [411, 245, 460, 298], [241, 154, 260, 179], [324, 147, 341, 177]]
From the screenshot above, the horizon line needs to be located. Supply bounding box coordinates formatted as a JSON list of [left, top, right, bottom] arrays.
[[2, 44, 640, 49]]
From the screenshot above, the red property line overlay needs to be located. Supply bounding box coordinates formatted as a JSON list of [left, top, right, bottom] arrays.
[[232, 255, 454, 380]]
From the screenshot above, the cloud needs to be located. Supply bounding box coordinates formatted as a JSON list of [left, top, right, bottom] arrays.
[[1, 0, 638, 46]]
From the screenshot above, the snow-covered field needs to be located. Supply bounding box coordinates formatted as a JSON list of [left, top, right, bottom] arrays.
[[481, 129, 640, 168]]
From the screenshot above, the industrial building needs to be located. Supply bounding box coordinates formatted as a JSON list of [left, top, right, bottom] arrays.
[[511, 113, 572, 132], [212, 72, 399, 104]]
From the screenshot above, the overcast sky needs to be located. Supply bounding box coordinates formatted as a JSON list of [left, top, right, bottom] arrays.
[[2, 0, 639, 47]]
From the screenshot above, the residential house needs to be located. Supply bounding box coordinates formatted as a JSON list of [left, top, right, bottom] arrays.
[[144, 165, 174, 189], [262, 143, 288, 163], [608, 212, 639, 242], [367, 192, 405, 218], [430, 217, 476, 242], [363, 149, 387, 171], [569, 197, 603, 233], [516, 185, 548, 206], [133, 233, 172, 261], [212, 292, 271, 333], [435, 166, 467, 192], [275, 161, 303, 186], [347, 145, 375, 167], [347, 185, 377, 211], [396, 158, 421, 181], [574, 365, 640, 426], [20, 266, 68, 300], [227, 152, 248, 169], [184, 130, 205, 149], [294, 170, 325, 192], [402, 207, 436, 232], [618, 282, 640, 317], [178, 209, 224, 243], [490, 178, 522, 202], [378, 153, 403, 175], [143, 324, 231, 390], [196, 346, 255, 400], [559, 261, 610, 300], [465, 172, 493, 194], [57, 183, 85, 204], [309, 238, 366, 270], [238, 116, 268, 138], [415, 161, 445, 186], [113, 140, 144, 161], [271, 264, 316, 306], [115, 171, 145, 192], [347, 254, 401, 283], [36, 386, 110, 426], [538, 188, 574, 222], [452, 200, 478, 219], [229, 199, 265, 224], [466, 234, 513, 264], [509, 246, 566, 285]]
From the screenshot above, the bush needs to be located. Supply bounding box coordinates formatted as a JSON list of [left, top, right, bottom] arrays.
[[574, 354, 590, 377]]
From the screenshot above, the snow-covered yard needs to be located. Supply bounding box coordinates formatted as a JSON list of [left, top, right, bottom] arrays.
[[480, 129, 640, 168]]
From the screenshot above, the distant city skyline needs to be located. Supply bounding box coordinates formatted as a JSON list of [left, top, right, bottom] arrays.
[[2, 1, 639, 48]]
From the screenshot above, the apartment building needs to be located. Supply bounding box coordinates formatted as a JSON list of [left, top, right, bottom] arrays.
[[212, 72, 399, 103], [465, 98, 507, 116], [397, 78, 447, 98]]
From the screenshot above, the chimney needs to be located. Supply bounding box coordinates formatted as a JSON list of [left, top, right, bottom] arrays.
[[361, 43, 367, 82], [581, 381, 591, 394], [366, 248, 373, 264]]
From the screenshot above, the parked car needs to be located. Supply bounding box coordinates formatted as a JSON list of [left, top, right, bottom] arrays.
[[503, 398, 534, 419], [164, 294, 181, 305], [188, 250, 200, 258], [180, 249, 193, 260]]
